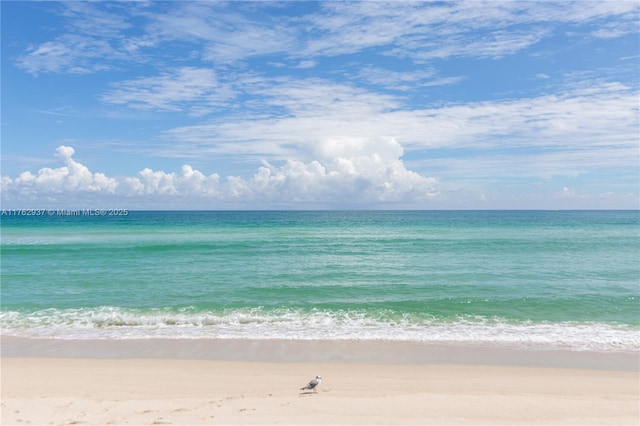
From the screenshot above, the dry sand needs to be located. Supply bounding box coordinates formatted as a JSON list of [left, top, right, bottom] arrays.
[[2, 355, 638, 425]]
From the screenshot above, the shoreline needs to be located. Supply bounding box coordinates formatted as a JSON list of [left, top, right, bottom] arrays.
[[2, 336, 638, 370]]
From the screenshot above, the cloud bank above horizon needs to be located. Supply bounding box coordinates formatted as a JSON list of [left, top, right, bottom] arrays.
[[1, 1, 638, 209], [2, 140, 438, 209]]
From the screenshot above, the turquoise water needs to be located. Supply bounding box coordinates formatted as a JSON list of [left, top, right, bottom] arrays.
[[1, 210, 638, 351]]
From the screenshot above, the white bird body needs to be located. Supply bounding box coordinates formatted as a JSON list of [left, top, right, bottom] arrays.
[[300, 375, 322, 392]]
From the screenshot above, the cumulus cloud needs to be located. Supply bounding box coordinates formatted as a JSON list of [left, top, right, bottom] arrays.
[[3, 146, 117, 198], [246, 137, 438, 204], [122, 165, 221, 197], [1, 142, 438, 208]]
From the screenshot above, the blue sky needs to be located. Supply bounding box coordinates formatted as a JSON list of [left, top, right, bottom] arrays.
[[1, 1, 638, 209]]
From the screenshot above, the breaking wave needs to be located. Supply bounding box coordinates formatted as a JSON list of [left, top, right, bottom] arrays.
[[1, 306, 638, 352]]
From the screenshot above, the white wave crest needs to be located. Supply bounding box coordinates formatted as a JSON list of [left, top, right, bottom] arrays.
[[1, 307, 638, 352]]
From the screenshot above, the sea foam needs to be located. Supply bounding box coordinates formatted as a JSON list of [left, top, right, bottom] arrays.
[[1, 307, 638, 352]]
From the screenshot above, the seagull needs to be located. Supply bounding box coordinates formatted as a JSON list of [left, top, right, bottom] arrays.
[[300, 376, 322, 393]]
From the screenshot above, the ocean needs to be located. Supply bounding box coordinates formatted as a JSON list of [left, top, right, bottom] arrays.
[[1, 210, 638, 352]]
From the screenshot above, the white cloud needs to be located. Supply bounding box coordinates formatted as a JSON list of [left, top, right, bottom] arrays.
[[356, 66, 464, 91], [15, 1, 639, 75], [411, 29, 549, 61], [223, 136, 438, 204], [303, 1, 638, 60], [159, 78, 404, 161], [591, 20, 639, 39], [202, 24, 296, 64], [59, 1, 132, 38], [160, 78, 638, 161], [295, 60, 317, 69], [143, 2, 299, 64], [14, 2, 148, 76], [101, 67, 232, 115], [17, 34, 116, 75], [3, 146, 117, 197], [1, 142, 438, 208], [122, 165, 221, 197]]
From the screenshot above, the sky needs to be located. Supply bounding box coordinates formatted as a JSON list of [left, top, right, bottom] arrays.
[[1, 1, 639, 210]]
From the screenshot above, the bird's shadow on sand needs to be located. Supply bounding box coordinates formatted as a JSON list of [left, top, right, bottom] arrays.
[[299, 391, 319, 395]]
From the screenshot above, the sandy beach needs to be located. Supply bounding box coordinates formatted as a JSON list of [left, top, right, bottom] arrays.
[[1, 338, 638, 425]]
